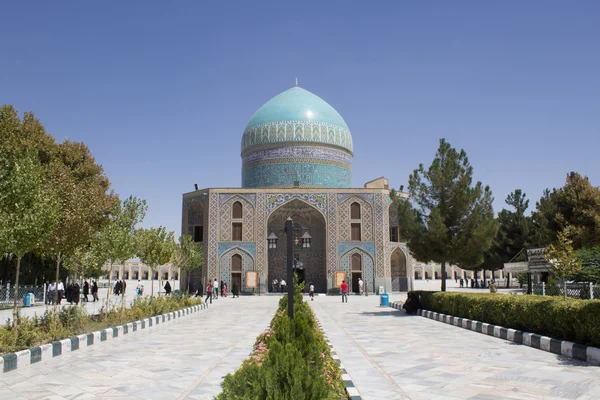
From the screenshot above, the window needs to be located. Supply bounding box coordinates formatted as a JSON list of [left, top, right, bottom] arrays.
[[414, 271, 420, 279], [350, 202, 361, 219], [389, 226, 398, 242], [232, 223, 242, 241], [351, 223, 361, 241], [351, 253, 362, 271], [231, 254, 242, 272], [232, 201, 243, 219], [434, 271, 439, 279], [193, 225, 204, 242]]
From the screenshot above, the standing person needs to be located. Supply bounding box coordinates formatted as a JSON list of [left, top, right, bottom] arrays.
[[122, 280, 127, 296], [48, 281, 56, 305], [222, 283, 227, 297], [74, 283, 81, 305], [220, 280, 225, 297], [57, 280, 65, 305], [459, 278, 464, 288], [272, 278, 278, 293], [83, 281, 89, 302], [164, 281, 172, 295], [205, 281, 213, 304], [309, 282, 315, 301], [213, 278, 219, 299], [136, 280, 143, 296], [232, 282, 239, 298], [358, 277, 364, 295], [280, 279, 286, 293], [91, 281, 99, 302], [341, 280, 348, 303]]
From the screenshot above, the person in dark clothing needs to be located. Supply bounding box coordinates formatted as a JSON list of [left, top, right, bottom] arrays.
[[122, 280, 127, 295], [92, 281, 99, 302], [164, 281, 172, 295], [83, 281, 89, 302], [402, 292, 422, 315], [73, 283, 81, 305], [232, 282, 239, 298], [205, 281, 213, 304]]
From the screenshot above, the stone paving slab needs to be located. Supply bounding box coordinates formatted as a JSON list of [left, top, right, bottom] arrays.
[[0, 296, 278, 399], [309, 295, 600, 400]]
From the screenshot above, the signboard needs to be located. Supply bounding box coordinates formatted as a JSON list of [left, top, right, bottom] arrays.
[[245, 271, 258, 289], [526, 247, 547, 265], [335, 271, 346, 287], [503, 261, 529, 273]]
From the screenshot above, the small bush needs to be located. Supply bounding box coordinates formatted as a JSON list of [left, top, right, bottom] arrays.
[[412, 291, 600, 347]]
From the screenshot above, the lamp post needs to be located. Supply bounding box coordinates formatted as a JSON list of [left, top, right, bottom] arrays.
[[286, 217, 294, 319], [267, 217, 312, 320]]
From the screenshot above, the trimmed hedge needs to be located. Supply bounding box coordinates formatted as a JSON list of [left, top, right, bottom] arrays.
[[412, 291, 600, 348], [216, 284, 347, 399]]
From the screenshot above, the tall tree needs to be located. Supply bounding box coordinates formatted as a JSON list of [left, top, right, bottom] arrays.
[[135, 227, 176, 297], [98, 196, 147, 304], [394, 138, 497, 291], [532, 172, 600, 249], [0, 106, 60, 324], [546, 227, 583, 299], [0, 154, 59, 324], [41, 141, 114, 307], [481, 189, 532, 271], [171, 235, 203, 294]]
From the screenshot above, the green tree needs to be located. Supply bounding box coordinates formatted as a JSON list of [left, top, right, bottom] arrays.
[[0, 154, 60, 324], [135, 227, 176, 297], [0, 106, 60, 324], [546, 227, 583, 299], [98, 196, 147, 304], [573, 246, 600, 283], [171, 235, 203, 294], [532, 172, 600, 249], [481, 189, 532, 272], [41, 141, 114, 307], [393, 138, 497, 291]]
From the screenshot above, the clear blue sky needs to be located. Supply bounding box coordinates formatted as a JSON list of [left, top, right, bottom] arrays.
[[2, 1, 599, 235]]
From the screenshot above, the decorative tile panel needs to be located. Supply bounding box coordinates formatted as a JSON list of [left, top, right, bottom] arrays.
[[337, 242, 375, 258], [336, 193, 375, 205], [327, 193, 337, 274], [256, 193, 266, 276], [208, 193, 218, 280], [218, 196, 255, 242], [266, 193, 327, 216], [375, 193, 385, 277], [243, 162, 351, 188], [217, 242, 256, 258], [338, 247, 375, 293], [337, 196, 373, 242], [218, 247, 254, 289]]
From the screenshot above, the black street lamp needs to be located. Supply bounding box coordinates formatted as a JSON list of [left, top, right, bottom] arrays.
[[268, 218, 312, 320]]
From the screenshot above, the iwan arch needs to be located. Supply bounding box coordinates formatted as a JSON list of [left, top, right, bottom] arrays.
[[181, 85, 412, 294]]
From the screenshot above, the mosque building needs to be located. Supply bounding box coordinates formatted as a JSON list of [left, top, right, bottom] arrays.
[[181, 84, 415, 294]]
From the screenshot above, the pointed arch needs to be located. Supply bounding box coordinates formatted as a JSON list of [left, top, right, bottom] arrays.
[[339, 247, 374, 294], [391, 247, 408, 291]]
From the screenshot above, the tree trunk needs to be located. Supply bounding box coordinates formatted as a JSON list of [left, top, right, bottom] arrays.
[[12, 255, 22, 327], [106, 263, 113, 303], [151, 272, 154, 298], [54, 252, 62, 312], [440, 262, 447, 292], [186, 269, 191, 294]]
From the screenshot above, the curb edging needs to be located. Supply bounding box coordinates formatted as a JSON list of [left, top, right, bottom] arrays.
[[1, 301, 208, 374], [316, 320, 363, 400], [388, 301, 600, 366]]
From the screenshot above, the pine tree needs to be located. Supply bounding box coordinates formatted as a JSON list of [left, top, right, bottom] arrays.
[[394, 138, 497, 291]]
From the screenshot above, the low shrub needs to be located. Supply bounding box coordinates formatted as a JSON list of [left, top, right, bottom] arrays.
[[412, 291, 600, 347], [0, 295, 203, 355], [217, 283, 347, 400]]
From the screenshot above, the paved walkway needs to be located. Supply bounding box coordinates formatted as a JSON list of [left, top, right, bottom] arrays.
[[0, 296, 278, 399], [310, 294, 600, 400], [3, 294, 600, 400]]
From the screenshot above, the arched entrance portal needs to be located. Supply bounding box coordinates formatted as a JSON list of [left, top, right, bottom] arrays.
[[267, 199, 327, 293], [391, 248, 408, 291]]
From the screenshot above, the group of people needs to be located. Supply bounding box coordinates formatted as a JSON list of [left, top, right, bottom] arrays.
[[113, 280, 127, 296], [45, 280, 99, 304], [204, 278, 239, 303], [271, 278, 287, 293]]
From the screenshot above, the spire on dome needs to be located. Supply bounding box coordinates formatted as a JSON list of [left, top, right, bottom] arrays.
[[295, 77, 299, 87]]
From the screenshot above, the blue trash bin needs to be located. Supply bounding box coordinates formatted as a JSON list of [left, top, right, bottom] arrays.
[[23, 293, 31, 307], [380, 293, 389, 307]]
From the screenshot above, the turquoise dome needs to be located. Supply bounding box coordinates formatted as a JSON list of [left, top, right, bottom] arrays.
[[241, 86, 353, 188], [245, 87, 349, 131]]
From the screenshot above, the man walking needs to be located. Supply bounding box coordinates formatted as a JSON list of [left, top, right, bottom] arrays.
[[341, 280, 348, 303], [213, 278, 219, 299], [358, 277, 364, 295], [309, 282, 315, 301], [206, 280, 213, 304]]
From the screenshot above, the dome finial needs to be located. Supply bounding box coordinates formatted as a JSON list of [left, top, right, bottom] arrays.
[[295, 77, 299, 87]]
